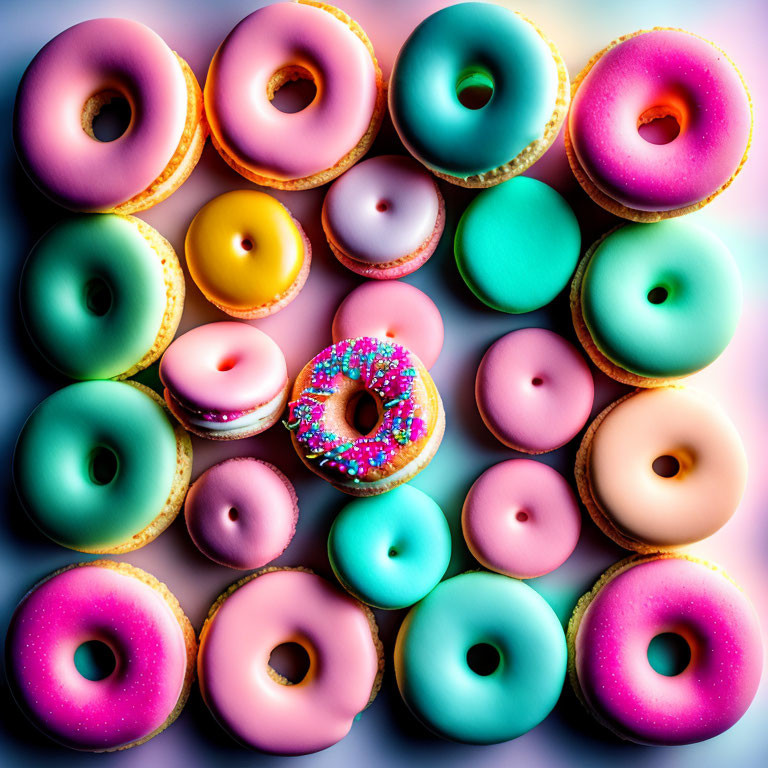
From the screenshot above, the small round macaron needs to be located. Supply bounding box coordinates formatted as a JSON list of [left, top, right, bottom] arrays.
[[185, 458, 298, 570], [328, 484, 451, 610], [322, 155, 445, 279], [455, 177, 580, 313], [332, 282, 444, 369], [185, 190, 311, 319], [476, 328, 594, 453]]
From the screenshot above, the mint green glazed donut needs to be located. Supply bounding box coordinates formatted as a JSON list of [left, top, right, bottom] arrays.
[[395, 571, 566, 743], [328, 484, 451, 610]]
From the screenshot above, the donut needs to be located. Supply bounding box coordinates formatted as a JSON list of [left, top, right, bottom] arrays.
[[389, 3, 568, 187], [5, 560, 196, 751], [14, 18, 206, 213], [462, 460, 581, 579], [285, 336, 445, 496], [575, 387, 747, 552], [185, 190, 311, 319], [205, 1, 384, 190], [198, 567, 383, 755], [160, 322, 289, 440], [14, 381, 191, 553], [332, 282, 444, 370], [394, 571, 566, 744], [476, 328, 594, 453], [185, 458, 298, 570], [20, 214, 184, 380], [571, 220, 742, 387], [568, 555, 762, 745], [566, 29, 752, 222], [455, 177, 580, 313], [328, 484, 451, 609], [321, 155, 445, 279]]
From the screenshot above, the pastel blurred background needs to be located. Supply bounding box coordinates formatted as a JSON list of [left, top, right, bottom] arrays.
[[1, 0, 766, 765]]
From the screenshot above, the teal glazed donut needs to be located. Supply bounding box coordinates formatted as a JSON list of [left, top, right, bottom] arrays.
[[328, 484, 451, 610], [572, 220, 741, 386], [394, 571, 566, 743], [14, 380, 192, 553], [20, 214, 184, 380], [389, 3, 568, 187]]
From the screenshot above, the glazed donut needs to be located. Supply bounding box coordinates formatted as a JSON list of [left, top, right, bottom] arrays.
[[185, 190, 311, 319], [198, 568, 383, 755], [566, 29, 752, 221], [285, 336, 445, 496], [20, 214, 184, 380], [14, 381, 192, 553], [575, 388, 747, 552], [389, 3, 568, 187], [205, 1, 384, 190], [571, 220, 741, 387], [5, 560, 196, 751], [14, 18, 206, 213], [568, 555, 762, 745], [395, 571, 566, 744]]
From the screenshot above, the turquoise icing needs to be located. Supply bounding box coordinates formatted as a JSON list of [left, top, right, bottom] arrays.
[[389, 3, 558, 177], [20, 215, 168, 380], [394, 571, 566, 744], [582, 220, 742, 378], [14, 381, 179, 551], [328, 484, 451, 610], [455, 177, 580, 313]]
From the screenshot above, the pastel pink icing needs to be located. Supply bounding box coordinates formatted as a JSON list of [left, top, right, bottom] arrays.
[[205, 2, 377, 180], [462, 459, 581, 579], [575, 557, 763, 745], [332, 282, 444, 369], [185, 458, 298, 570], [569, 30, 751, 211], [476, 328, 594, 453], [198, 569, 379, 755], [14, 18, 188, 211], [5, 564, 187, 750]]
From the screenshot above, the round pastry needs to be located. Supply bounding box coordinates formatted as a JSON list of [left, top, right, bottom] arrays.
[[575, 387, 747, 552], [568, 554, 762, 745], [185, 458, 298, 570], [5, 560, 196, 751], [20, 214, 184, 380], [395, 571, 566, 744], [14, 380, 191, 553], [455, 177, 580, 313], [14, 18, 206, 213], [571, 220, 742, 387], [462, 460, 581, 579], [198, 567, 383, 755], [332, 282, 444, 370], [476, 328, 594, 453], [328, 484, 451, 609], [285, 336, 445, 496], [160, 322, 289, 440], [205, 1, 384, 190], [185, 190, 311, 319], [321, 155, 445, 279], [566, 29, 752, 221], [389, 3, 568, 187]]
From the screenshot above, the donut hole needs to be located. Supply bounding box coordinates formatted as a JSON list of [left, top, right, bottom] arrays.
[[466, 643, 501, 676], [515, 510, 529, 523], [388, 546, 399, 558], [652, 455, 680, 478], [241, 238, 254, 252], [531, 377, 544, 387], [456, 69, 494, 110], [647, 286, 669, 305], [217, 357, 237, 372], [268, 65, 317, 114], [376, 200, 390, 213], [82, 90, 132, 142], [88, 446, 119, 486], [228, 507, 239, 522], [84, 277, 113, 317], [268, 642, 311, 685], [637, 107, 681, 145], [647, 632, 691, 676], [74, 640, 117, 681], [346, 388, 382, 437]]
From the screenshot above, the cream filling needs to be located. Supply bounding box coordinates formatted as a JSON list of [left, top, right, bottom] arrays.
[[185, 388, 287, 433]]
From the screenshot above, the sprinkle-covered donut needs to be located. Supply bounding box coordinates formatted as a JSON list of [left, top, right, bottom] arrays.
[[14, 381, 192, 553], [5, 560, 196, 751], [285, 337, 445, 496], [568, 555, 763, 745], [566, 29, 752, 221], [389, 3, 568, 187], [14, 18, 206, 213]]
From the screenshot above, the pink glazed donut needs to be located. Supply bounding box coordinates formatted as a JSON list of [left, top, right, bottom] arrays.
[[476, 328, 594, 453], [569, 555, 763, 745]]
